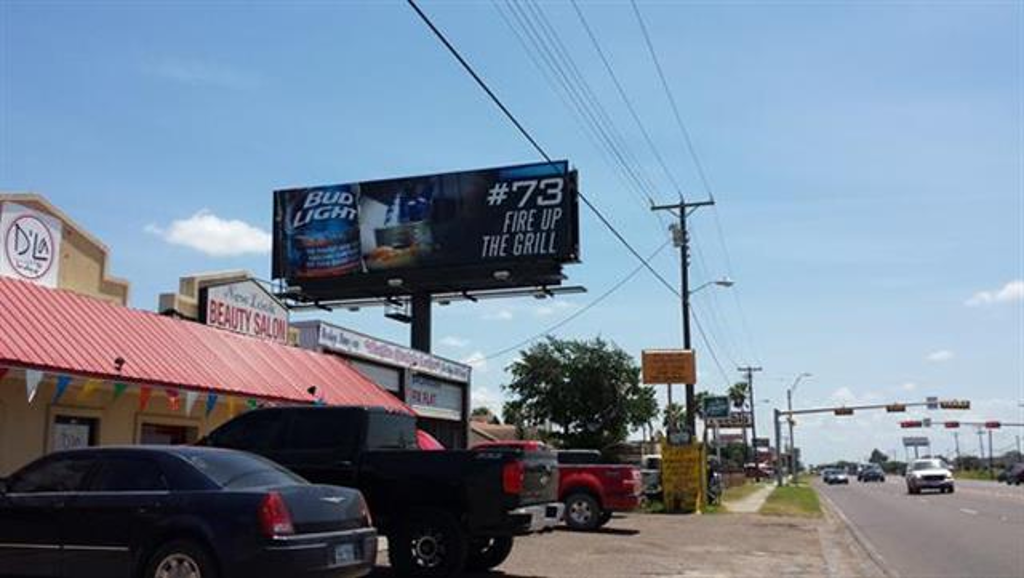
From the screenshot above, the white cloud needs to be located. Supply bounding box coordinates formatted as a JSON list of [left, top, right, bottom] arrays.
[[150, 58, 259, 90], [901, 382, 918, 392], [146, 209, 271, 257], [831, 387, 857, 404], [439, 336, 469, 348], [534, 300, 576, 317], [926, 350, 954, 363], [482, 309, 514, 321], [965, 280, 1024, 307], [463, 351, 489, 374]]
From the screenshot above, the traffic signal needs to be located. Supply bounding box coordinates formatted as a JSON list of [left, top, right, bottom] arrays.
[[939, 400, 971, 410], [985, 421, 1001, 429], [944, 421, 960, 429], [834, 407, 854, 416], [901, 420, 923, 428], [886, 403, 907, 413]]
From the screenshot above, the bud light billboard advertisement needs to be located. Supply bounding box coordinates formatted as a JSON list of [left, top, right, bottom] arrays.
[[273, 161, 579, 293]]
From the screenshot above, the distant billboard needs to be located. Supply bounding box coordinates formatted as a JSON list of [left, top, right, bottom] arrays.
[[273, 161, 579, 299], [902, 436, 930, 448]]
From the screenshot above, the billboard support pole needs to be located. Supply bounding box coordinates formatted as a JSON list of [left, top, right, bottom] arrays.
[[411, 292, 432, 352]]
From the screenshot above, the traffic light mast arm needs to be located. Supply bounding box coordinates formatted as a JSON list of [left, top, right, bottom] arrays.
[[781, 400, 937, 417]]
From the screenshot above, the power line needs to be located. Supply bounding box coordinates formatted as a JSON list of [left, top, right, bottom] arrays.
[[570, 0, 686, 200], [630, 0, 713, 199], [498, 0, 665, 221], [484, 239, 672, 360], [406, 0, 679, 298], [630, 0, 762, 365]]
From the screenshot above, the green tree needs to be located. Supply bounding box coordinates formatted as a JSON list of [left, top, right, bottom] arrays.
[[471, 407, 500, 424], [869, 449, 889, 464], [502, 337, 658, 449], [728, 381, 749, 410]]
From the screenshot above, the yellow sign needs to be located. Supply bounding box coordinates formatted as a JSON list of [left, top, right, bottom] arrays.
[[642, 349, 696, 384], [660, 441, 705, 513]]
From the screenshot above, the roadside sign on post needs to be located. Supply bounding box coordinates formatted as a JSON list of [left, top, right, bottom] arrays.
[[902, 436, 929, 448], [703, 396, 730, 419], [642, 350, 696, 384], [708, 411, 752, 429], [926, 396, 939, 410], [754, 437, 771, 448]]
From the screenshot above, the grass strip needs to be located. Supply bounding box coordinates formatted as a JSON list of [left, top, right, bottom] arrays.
[[759, 485, 822, 517]]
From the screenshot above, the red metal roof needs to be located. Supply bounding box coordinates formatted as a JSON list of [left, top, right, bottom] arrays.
[[0, 277, 411, 413]]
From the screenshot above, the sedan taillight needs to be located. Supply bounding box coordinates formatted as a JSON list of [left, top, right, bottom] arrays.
[[259, 492, 295, 537]]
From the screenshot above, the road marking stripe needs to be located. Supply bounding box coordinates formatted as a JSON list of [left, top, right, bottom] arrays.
[[817, 489, 898, 578], [959, 508, 978, 515]]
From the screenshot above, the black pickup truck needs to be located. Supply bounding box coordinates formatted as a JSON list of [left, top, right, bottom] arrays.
[[201, 406, 562, 577]]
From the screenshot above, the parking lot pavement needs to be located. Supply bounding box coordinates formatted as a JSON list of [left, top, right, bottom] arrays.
[[374, 510, 878, 577]]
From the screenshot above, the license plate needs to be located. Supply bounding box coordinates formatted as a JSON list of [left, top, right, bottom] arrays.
[[334, 543, 357, 565]]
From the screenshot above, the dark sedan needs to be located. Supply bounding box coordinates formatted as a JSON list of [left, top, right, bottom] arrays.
[[0, 446, 376, 578]]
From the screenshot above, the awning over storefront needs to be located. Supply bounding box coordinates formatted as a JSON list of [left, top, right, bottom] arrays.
[[0, 277, 411, 413]]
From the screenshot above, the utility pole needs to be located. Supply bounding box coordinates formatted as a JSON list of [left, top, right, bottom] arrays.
[[738, 366, 763, 464], [1017, 435, 1021, 458], [774, 408, 783, 486], [988, 429, 995, 480], [651, 198, 714, 440], [977, 428, 985, 462], [953, 432, 961, 466]]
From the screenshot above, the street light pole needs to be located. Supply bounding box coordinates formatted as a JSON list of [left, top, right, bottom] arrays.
[[651, 198, 714, 440], [786, 373, 811, 482]]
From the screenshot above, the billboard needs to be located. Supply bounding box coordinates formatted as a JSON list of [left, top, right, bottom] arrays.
[[273, 161, 579, 298], [703, 395, 730, 419]]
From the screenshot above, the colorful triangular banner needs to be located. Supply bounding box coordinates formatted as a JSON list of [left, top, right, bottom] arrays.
[[77, 379, 101, 402], [166, 389, 181, 412], [25, 369, 43, 404], [0, 367, 9, 382], [228, 396, 238, 416], [53, 375, 72, 404], [205, 393, 219, 416], [139, 386, 153, 412], [246, 398, 260, 410], [112, 382, 128, 401], [184, 390, 199, 416]]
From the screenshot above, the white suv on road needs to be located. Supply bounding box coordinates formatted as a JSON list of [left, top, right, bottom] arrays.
[[906, 458, 954, 494]]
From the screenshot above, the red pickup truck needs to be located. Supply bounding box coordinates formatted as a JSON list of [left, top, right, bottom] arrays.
[[473, 443, 642, 531]]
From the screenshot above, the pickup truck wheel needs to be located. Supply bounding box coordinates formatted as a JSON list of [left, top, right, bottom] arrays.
[[565, 493, 601, 531], [389, 510, 467, 578], [465, 536, 514, 571]]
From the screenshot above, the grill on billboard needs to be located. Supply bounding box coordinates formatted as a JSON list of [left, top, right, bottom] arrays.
[[272, 161, 579, 299]]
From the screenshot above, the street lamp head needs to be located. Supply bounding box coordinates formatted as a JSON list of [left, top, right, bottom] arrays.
[[714, 277, 735, 288]]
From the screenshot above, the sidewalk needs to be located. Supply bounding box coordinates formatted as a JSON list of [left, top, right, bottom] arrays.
[[723, 483, 774, 513]]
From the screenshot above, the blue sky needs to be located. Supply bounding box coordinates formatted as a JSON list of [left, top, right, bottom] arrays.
[[2, 0, 1021, 464]]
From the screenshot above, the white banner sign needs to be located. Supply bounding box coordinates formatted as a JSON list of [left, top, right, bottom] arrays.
[[406, 374, 463, 421], [203, 280, 289, 344], [314, 322, 471, 383], [0, 202, 63, 288]]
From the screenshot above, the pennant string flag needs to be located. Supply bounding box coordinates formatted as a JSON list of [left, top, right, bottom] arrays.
[[205, 393, 218, 417], [166, 389, 181, 412], [112, 382, 128, 401], [185, 390, 199, 416], [53, 375, 72, 404], [228, 396, 238, 416], [0, 367, 9, 382], [246, 398, 260, 410], [139, 386, 153, 412], [77, 379, 101, 402], [25, 369, 43, 404]]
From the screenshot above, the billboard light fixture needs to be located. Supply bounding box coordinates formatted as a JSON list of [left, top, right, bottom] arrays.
[[387, 278, 403, 288], [493, 270, 511, 282]]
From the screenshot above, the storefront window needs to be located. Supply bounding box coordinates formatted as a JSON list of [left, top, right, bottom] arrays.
[[51, 415, 98, 452], [139, 422, 198, 445]]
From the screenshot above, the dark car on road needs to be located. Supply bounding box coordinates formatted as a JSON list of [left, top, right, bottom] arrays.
[[0, 446, 376, 578], [858, 465, 886, 483], [203, 406, 562, 578], [1003, 463, 1024, 485]]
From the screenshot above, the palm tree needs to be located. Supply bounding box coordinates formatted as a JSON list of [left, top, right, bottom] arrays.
[[728, 381, 749, 411]]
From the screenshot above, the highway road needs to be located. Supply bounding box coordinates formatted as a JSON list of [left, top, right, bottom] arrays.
[[817, 477, 1024, 578]]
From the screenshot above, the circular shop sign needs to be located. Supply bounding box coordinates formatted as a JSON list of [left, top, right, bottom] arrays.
[[4, 215, 56, 280]]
